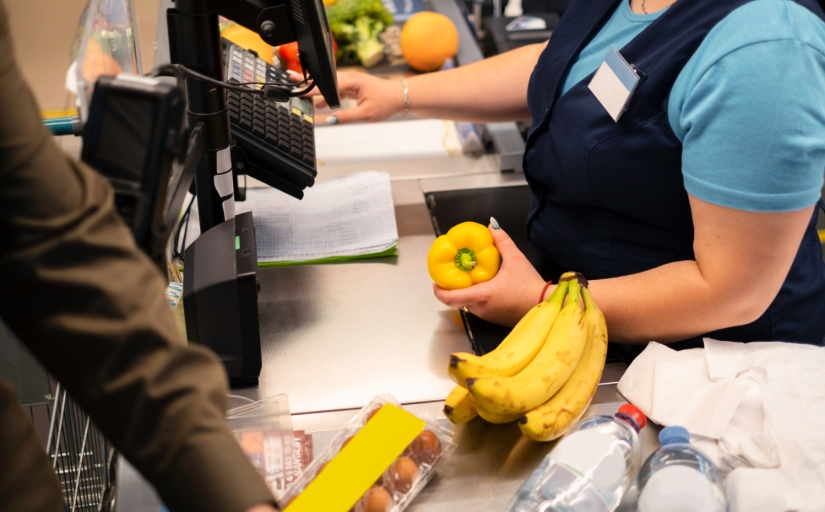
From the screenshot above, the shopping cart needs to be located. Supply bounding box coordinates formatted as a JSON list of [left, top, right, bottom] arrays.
[[46, 384, 116, 512]]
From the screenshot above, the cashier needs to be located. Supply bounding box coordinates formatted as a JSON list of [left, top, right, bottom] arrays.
[[320, 0, 825, 354]]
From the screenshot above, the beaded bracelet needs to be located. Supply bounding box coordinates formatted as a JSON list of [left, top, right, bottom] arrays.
[[401, 79, 410, 119]]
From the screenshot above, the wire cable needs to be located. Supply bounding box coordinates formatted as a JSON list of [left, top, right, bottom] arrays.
[[172, 193, 197, 261], [150, 63, 313, 100]]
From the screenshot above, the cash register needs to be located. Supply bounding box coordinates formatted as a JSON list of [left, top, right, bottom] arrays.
[[172, 0, 340, 386], [84, 0, 340, 386]]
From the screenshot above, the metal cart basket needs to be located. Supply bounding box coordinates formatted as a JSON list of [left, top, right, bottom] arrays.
[[46, 383, 116, 512]]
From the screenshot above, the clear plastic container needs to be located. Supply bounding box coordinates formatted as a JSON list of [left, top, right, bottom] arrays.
[[279, 395, 454, 512], [74, 0, 142, 119], [637, 426, 726, 512], [506, 404, 647, 512], [226, 395, 295, 500]]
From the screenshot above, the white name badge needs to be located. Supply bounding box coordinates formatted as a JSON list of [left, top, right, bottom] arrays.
[[588, 46, 640, 122]]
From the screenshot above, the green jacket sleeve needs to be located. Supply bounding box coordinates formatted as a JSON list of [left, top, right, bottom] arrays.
[[0, 2, 275, 511]]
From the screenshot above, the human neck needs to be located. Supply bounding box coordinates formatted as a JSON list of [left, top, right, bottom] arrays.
[[628, 0, 677, 15]]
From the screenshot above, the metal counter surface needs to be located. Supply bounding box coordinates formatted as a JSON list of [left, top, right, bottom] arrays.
[[240, 160, 650, 509], [291, 380, 653, 512], [233, 231, 471, 413], [231, 162, 535, 415], [114, 154, 652, 511]]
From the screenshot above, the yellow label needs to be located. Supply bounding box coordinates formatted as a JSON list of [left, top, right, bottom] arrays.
[[285, 404, 425, 512], [41, 109, 78, 119], [291, 107, 302, 117], [819, 229, 825, 244], [303, 114, 313, 124]]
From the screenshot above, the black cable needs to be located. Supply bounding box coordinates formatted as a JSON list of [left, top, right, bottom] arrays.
[[287, 81, 316, 97], [173, 193, 197, 260], [150, 63, 313, 99]]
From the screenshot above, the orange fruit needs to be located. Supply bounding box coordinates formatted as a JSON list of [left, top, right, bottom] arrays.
[[400, 12, 459, 72]]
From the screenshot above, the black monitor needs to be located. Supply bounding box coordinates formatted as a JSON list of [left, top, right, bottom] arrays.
[[292, 0, 340, 108], [81, 75, 186, 271], [209, 0, 340, 109]]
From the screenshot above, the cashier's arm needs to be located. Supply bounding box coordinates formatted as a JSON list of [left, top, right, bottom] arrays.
[[435, 195, 816, 344], [309, 43, 546, 124]]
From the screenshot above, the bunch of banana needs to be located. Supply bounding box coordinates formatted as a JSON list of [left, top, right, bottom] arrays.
[[449, 278, 570, 386], [444, 272, 574, 424], [443, 272, 609, 442]]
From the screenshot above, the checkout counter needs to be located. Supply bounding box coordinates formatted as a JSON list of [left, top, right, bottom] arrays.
[[116, 152, 659, 511], [118, 0, 665, 509], [239, 164, 659, 511]]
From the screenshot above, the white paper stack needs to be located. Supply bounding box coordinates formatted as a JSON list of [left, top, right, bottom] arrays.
[[182, 171, 399, 265]]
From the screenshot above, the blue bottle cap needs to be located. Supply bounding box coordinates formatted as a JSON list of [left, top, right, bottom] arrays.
[[659, 425, 690, 446]]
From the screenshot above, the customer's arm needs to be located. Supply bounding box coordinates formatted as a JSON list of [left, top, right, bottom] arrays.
[[0, 2, 275, 511], [308, 42, 546, 124]]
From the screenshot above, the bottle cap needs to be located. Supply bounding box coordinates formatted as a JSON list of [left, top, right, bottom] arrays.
[[658, 425, 690, 446], [617, 403, 647, 431]]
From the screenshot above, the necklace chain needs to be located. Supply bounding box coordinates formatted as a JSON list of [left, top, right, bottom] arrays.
[[641, 0, 648, 14]]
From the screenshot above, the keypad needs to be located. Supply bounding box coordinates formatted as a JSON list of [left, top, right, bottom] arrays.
[[224, 41, 316, 169]]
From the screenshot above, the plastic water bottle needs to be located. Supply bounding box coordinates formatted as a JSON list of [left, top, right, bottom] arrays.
[[506, 404, 647, 512], [637, 426, 726, 512]]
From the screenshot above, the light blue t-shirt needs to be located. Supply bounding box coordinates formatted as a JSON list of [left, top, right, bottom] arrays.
[[559, 0, 825, 212]]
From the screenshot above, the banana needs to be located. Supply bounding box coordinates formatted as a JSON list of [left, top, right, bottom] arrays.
[[467, 277, 587, 416], [518, 283, 608, 441], [443, 386, 522, 424], [443, 385, 478, 424], [475, 402, 523, 424], [448, 277, 572, 387]]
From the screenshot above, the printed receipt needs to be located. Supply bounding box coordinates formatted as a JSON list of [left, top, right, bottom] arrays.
[[182, 171, 399, 264]]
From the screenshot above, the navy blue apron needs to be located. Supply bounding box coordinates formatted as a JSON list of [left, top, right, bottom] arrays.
[[523, 0, 825, 359]]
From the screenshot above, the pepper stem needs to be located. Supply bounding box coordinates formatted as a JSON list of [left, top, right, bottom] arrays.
[[455, 248, 477, 272]]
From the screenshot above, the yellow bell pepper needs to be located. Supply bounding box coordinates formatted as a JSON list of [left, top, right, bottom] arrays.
[[427, 222, 501, 290]]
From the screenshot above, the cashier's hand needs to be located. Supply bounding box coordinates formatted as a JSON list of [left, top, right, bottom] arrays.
[[433, 223, 547, 327], [291, 70, 404, 124]]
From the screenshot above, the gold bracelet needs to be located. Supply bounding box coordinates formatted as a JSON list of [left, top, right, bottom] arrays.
[[401, 78, 410, 119]]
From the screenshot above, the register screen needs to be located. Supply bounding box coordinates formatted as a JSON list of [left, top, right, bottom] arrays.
[[95, 92, 156, 183]]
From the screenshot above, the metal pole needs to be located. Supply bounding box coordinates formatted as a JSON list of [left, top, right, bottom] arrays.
[[168, 0, 235, 234]]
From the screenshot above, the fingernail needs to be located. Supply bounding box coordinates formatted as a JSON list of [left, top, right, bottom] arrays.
[[286, 69, 301, 79], [326, 115, 338, 125], [490, 217, 500, 230]]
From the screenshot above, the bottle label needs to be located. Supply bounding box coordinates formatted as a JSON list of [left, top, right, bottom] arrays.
[[638, 465, 724, 512], [551, 429, 627, 493]]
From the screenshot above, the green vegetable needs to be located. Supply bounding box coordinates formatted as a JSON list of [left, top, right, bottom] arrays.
[[327, 0, 393, 67]]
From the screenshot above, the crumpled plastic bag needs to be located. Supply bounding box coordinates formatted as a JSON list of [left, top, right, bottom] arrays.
[[617, 339, 825, 512]]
